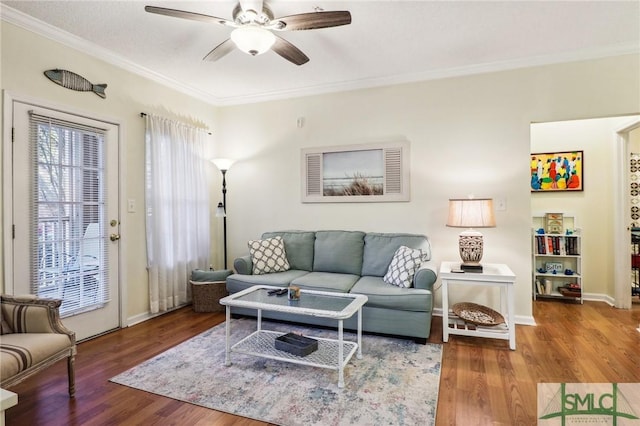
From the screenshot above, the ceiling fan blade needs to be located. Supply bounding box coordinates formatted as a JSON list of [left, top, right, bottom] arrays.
[[271, 11, 351, 31], [202, 39, 236, 61], [144, 5, 235, 27], [271, 36, 309, 66]]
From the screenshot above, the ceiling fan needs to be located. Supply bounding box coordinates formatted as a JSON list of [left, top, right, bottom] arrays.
[[145, 0, 352, 66]]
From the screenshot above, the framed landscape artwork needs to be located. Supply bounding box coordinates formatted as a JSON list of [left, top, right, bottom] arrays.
[[531, 151, 583, 192], [301, 140, 410, 203]]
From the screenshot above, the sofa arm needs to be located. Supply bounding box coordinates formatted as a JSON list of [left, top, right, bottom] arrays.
[[0, 295, 75, 342], [233, 255, 253, 275], [413, 260, 438, 291]]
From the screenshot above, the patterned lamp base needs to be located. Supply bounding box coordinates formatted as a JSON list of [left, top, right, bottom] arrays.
[[458, 230, 484, 272]]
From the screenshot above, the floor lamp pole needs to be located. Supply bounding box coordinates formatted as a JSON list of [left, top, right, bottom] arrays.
[[221, 169, 228, 269]]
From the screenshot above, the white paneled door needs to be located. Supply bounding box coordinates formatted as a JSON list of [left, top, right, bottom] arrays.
[[8, 100, 120, 340]]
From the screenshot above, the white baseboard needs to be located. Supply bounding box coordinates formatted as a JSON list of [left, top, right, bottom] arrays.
[[582, 292, 615, 305], [126, 303, 191, 327]]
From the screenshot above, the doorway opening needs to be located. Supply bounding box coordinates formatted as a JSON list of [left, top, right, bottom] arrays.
[[531, 115, 640, 309]]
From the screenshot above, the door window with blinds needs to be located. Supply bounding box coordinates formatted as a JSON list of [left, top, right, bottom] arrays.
[[301, 140, 410, 203], [29, 112, 109, 316]]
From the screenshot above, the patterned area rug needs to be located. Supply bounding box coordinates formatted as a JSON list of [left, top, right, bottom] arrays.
[[110, 318, 442, 425]]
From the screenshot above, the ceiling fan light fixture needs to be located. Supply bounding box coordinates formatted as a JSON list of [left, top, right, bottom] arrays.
[[230, 25, 275, 56]]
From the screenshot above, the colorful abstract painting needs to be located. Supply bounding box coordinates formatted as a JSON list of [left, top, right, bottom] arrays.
[[531, 151, 583, 192]]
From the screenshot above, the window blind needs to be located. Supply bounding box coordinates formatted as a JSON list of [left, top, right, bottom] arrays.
[[29, 111, 110, 316]]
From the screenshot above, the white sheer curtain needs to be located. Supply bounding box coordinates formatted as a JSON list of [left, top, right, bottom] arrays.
[[145, 114, 210, 313]]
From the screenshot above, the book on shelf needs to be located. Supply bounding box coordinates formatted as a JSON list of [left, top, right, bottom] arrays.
[[535, 234, 579, 256], [565, 236, 579, 255]]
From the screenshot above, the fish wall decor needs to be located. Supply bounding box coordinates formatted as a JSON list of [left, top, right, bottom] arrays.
[[44, 69, 107, 99]]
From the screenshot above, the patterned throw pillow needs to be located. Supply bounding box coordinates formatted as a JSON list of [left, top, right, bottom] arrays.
[[383, 246, 424, 288], [248, 236, 291, 275]]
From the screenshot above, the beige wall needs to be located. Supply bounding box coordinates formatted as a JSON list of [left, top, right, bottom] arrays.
[[2, 20, 640, 325], [1, 22, 220, 319], [531, 116, 640, 299], [216, 55, 640, 322], [631, 127, 640, 152]]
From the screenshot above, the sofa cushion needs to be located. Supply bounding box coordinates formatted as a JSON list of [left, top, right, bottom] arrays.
[[291, 272, 360, 293], [248, 236, 290, 275], [383, 246, 424, 288], [362, 233, 432, 277], [262, 231, 315, 271], [351, 276, 433, 312], [226, 270, 310, 293], [313, 231, 365, 275], [1, 333, 73, 380]]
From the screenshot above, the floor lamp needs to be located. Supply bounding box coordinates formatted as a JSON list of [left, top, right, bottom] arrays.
[[212, 158, 235, 269]]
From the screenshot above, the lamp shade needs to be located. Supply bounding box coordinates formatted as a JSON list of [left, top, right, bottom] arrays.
[[230, 25, 275, 56], [446, 198, 496, 228], [215, 202, 226, 218], [211, 158, 235, 171]]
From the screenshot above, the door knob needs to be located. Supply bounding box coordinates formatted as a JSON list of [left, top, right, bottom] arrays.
[[110, 233, 121, 241]]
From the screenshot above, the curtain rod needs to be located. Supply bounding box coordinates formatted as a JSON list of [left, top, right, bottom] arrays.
[[140, 112, 211, 135]]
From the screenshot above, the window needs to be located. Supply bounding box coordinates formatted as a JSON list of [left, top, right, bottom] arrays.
[[29, 112, 109, 316]]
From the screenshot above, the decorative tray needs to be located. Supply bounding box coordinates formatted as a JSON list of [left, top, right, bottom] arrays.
[[452, 302, 505, 326], [275, 333, 318, 357]]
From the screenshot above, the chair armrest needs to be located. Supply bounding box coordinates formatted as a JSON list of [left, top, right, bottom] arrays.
[[1, 295, 76, 343], [413, 260, 438, 291], [233, 255, 253, 275]]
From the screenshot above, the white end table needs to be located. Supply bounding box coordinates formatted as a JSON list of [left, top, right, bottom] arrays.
[[440, 261, 516, 350], [1, 388, 18, 426]]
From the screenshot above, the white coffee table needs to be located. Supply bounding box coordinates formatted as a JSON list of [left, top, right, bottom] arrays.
[[219, 285, 368, 388]]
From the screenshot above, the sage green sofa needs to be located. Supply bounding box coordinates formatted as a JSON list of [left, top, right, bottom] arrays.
[[226, 230, 437, 342]]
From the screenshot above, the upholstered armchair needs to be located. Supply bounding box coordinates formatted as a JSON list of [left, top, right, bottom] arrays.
[[0, 295, 77, 397]]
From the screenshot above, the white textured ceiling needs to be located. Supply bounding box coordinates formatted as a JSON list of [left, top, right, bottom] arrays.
[[2, 1, 639, 105]]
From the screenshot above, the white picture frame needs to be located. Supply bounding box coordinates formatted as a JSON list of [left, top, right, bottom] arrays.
[[301, 140, 410, 203]]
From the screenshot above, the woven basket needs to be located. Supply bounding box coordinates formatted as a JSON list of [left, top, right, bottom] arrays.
[[190, 280, 228, 313], [452, 302, 505, 326]]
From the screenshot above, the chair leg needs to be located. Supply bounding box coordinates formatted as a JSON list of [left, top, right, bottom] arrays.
[[67, 354, 76, 397]]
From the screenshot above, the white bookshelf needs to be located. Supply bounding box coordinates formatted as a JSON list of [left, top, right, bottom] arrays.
[[532, 214, 583, 304]]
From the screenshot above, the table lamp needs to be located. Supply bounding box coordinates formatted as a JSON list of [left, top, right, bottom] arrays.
[[446, 198, 496, 272]]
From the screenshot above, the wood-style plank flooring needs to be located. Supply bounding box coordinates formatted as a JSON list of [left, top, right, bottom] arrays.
[[5, 300, 640, 425]]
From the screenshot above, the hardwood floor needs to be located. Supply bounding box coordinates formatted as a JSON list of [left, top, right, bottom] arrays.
[[5, 300, 640, 425]]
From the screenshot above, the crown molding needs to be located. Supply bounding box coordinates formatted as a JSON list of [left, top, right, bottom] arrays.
[[3, 4, 638, 107], [0, 4, 222, 105], [216, 42, 640, 106]]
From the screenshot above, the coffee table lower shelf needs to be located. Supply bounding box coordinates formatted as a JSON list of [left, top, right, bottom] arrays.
[[230, 329, 358, 372]]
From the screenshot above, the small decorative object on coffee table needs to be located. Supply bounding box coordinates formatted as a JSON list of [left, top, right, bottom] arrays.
[[288, 285, 301, 301]]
